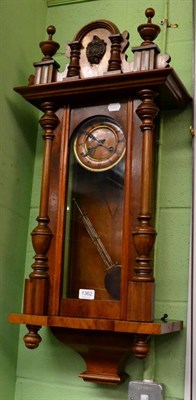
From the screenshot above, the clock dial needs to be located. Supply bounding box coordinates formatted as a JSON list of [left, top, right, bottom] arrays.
[[73, 116, 126, 171]]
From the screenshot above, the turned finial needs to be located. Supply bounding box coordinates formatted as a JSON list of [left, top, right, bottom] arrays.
[[47, 25, 56, 40], [23, 325, 42, 349], [138, 8, 160, 46], [145, 7, 155, 23], [39, 25, 60, 60]]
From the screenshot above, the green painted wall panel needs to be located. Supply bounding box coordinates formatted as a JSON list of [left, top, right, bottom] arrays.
[[155, 302, 188, 326], [1, 0, 191, 399], [0, 1, 47, 399], [155, 330, 187, 399], [155, 208, 190, 302], [158, 108, 192, 208], [30, 126, 43, 208]]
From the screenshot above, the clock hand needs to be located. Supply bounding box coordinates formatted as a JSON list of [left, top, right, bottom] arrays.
[[88, 133, 106, 145], [88, 133, 114, 152], [79, 147, 97, 157], [86, 143, 114, 156]]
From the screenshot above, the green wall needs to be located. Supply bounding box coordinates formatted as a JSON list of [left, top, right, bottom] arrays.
[[0, 1, 47, 399], [1, 1, 192, 399]]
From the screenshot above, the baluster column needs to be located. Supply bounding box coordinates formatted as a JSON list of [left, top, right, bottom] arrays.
[[108, 34, 122, 72], [133, 89, 159, 281], [67, 41, 81, 78], [23, 101, 59, 348]]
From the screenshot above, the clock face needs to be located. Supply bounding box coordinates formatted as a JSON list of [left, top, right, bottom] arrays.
[[73, 116, 126, 172]]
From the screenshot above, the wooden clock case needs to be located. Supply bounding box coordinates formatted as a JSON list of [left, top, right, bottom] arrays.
[[9, 9, 191, 384]]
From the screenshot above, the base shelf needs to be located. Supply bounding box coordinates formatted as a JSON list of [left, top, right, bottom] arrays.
[[8, 313, 183, 384], [8, 313, 183, 335]]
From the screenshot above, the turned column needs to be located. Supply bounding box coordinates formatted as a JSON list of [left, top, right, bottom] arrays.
[[132, 89, 159, 281], [127, 89, 159, 322], [67, 41, 81, 78], [23, 102, 59, 316], [108, 34, 122, 72], [23, 101, 59, 348]]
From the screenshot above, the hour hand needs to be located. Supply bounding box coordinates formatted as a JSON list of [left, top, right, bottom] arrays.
[[85, 144, 114, 156], [80, 146, 97, 157], [88, 133, 105, 145]]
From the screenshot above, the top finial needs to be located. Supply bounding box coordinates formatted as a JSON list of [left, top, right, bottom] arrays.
[[138, 8, 160, 46], [39, 25, 60, 60], [47, 25, 56, 40], [145, 8, 155, 23]]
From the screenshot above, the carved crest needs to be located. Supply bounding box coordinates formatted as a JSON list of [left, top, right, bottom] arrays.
[[86, 35, 107, 65]]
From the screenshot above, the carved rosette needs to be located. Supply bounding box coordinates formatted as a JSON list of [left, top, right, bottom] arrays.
[[132, 89, 159, 281], [86, 35, 106, 64]]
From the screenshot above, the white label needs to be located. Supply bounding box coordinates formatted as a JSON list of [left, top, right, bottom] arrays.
[[141, 395, 149, 400], [108, 103, 121, 112], [79, 289, 95, 300]]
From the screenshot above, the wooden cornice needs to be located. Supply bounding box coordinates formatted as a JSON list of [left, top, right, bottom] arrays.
[[14, 67, 191, 111]]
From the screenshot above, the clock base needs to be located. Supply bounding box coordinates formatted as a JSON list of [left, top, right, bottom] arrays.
[[79, 371, 129, 385], [50, 327, 133, 385], [8, 313, 183, 385]]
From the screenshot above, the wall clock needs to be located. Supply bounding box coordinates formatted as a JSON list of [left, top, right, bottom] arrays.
[[9, 8, 191, 384]]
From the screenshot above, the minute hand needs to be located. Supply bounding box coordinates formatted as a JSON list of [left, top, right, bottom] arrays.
[[88, 133, 105, 145], [87, 143, 114, 156]]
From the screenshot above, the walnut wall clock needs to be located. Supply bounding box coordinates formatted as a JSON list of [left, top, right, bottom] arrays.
[[9, 8, 191, 385]]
